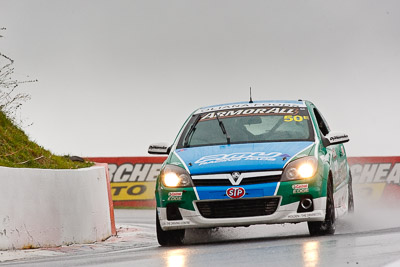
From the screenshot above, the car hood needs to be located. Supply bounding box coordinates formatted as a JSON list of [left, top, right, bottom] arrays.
[[174, 141, 314, 175]]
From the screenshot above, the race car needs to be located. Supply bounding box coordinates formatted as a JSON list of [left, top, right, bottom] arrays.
[[149, 100, 353, 246]]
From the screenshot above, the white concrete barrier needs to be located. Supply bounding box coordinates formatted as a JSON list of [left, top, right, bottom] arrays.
[[0, 166, 114, 250]]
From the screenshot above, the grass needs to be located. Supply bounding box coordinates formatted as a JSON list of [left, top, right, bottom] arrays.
[[0, 111, 93, 169]]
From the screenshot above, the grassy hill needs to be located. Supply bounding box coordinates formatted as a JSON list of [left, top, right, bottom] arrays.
[[0, 111, 93, 169]]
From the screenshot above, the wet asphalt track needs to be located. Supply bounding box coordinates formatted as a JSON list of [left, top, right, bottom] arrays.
[[3, 204, 400, 267]]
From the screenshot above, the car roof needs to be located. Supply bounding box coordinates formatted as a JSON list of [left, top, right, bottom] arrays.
[[194, 100, 308, 114]]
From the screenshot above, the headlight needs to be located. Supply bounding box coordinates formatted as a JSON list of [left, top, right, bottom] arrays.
[[161, 164, 193, 188], [282, 156, 318, 181]]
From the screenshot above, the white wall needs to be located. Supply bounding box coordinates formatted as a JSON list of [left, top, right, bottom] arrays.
[[0, 166, 113, 250]]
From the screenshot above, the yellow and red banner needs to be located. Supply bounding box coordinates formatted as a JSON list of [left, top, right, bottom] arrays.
[[89, 157, 166, 208], [348, 156, 400, 205]]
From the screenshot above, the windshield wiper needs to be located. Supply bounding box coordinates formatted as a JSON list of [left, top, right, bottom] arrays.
[[183, 115, 202, 147], [215, 113, 231, 145]]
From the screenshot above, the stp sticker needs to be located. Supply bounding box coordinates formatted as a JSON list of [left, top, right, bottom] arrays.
[[226, 187, 246, 199]]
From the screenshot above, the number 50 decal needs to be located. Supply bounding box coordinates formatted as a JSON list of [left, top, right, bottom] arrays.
[[284, 115, 309, 122]]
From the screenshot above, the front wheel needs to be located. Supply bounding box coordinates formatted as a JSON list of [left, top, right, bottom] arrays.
[[156, 211, 185, 246], [308, 176, 336, 236]]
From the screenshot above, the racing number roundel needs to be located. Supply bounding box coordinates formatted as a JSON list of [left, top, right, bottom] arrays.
[[226, 187, 246, 199]]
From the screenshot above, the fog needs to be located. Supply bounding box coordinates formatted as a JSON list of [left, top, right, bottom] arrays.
[[1, 0, 400, 157]]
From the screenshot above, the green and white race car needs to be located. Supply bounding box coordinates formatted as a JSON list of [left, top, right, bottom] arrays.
[[149, 100, 353, 246]]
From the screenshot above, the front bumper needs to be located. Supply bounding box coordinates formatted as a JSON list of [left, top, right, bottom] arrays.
[[158, 197, 327, 230]]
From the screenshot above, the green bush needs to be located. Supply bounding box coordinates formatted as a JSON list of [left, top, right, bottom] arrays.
[[0, 111, 93, 169]]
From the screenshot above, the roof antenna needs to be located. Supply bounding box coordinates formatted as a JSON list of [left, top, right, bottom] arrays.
[[249, 87, 253, 103]]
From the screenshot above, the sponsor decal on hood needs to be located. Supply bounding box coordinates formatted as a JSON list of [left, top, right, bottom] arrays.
[[175, 141, 313, 175], [195, 151, 285, 165]]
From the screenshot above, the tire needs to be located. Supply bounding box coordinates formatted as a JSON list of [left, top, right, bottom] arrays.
[[308, 175, 336, 236], [156, 211, 185, 246], [348, 172, 355, 214]]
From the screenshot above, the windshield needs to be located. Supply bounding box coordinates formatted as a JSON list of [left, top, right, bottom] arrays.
[[177, 106, 314, 148]]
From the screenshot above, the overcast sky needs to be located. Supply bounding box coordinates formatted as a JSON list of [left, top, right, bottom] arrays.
[[1, 0, 400, 157]]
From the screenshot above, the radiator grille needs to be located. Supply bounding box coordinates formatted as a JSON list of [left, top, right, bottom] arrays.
[[196, 197, 280, 219]]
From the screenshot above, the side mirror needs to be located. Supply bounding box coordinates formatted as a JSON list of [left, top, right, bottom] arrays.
[[322, 131, 349, 147], [148, 142, 171, 155]]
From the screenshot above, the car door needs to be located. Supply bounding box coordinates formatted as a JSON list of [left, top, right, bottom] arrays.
[[312, 106, 349, 209], [311, 107, 342, 186]]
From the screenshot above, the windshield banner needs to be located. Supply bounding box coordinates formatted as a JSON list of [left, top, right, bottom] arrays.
[[200, 107, 303, 121]]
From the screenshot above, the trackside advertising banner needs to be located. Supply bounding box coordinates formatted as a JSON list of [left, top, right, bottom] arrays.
[[89, 157, 166, 207], [90, 156, 400, 208], [348, 157, 400, 205]]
